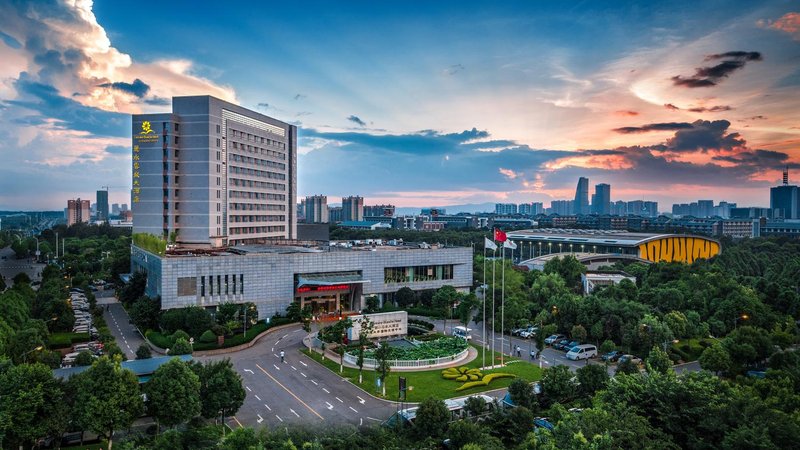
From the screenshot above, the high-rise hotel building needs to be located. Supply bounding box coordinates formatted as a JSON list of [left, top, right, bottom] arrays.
[[132, 95, 297, 248]]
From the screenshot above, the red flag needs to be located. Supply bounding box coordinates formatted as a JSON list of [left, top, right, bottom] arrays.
[[494, 228, 507, 242]]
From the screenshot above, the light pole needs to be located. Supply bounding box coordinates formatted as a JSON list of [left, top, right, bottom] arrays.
[[734, 314, 749, 329], [22, 345, 44, 363]]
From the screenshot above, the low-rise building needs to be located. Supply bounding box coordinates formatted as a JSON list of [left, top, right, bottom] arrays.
[[582, 271, 636, 295]]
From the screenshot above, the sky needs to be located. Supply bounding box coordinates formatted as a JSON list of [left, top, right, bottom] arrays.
[[0, 0, 799, 211]]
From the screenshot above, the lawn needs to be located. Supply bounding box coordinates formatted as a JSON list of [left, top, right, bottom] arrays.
[[670, 338, 715, 362], [302, 343, 542, 403]]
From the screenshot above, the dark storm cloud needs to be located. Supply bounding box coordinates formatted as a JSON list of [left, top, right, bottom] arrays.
[[687, 105, 732, 113], [4, 74, 129, 138], [712, 149, 789, 166], [612, 122, 694, 134], [663, 120, 745, 152], [672, 51, 763, 88], [143, 96, 170, 106], [347, 115, 367, 127], [98, 78, 150, 98]]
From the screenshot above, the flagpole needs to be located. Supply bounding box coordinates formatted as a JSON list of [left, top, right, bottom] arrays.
[[501, 244, 505, 366], [482, 242, 487, 368], [491, 246, 496, 368]]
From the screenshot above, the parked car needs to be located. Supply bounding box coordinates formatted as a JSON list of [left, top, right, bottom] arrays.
[[618, 354, 642, 365], [566, 344, 598, 360], [519, 327, 539, 339], [564, 340, 581, 352], [511, 327, 528, 337], [554, 339, 572, 351], [601, 350, 623, 362], [545, 334, 565, 345], [533, 417, 555, 431]]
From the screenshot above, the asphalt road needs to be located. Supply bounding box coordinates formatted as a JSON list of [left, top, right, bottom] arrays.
[[0, 246, 45, 287], [103, 301, 146, 359], [195, 324, 397, 429]]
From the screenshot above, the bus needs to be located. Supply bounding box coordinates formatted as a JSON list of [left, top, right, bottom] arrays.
[[452, 326, 473, 340]]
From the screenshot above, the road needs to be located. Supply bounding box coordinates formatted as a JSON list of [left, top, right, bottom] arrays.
[[194, 324, 396, 429], [102, 301, 146, 359], [0, 246, 45, 287]]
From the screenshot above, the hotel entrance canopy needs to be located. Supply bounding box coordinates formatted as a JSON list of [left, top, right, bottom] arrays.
[[296, 271, 370, 288]]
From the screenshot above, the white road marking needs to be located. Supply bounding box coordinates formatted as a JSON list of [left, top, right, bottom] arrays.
[[322, 388, 330, 394], [325, 401, 334, 410], [299, 361, 308, 367], [290, 408, 300, 418], [293, 329, 301, 333], [311, 380, 318, 385], [273, 364, 281, 371], [367, 417, 382, 422], [360, 418, 363, 426], [254, 394, 261, 401], [276, 415, 283, 422], [273, 354, 278, 358], [244, 369, 254, 374], [246, 386, 252, 392], [264, 403, 272, 411], [349, 406, 358, 413], [282, 334, 288, 339], [357, 396, 365, 404], [271, 347, 274, 352], [256, 414, 263, 424], [300, 372, 307, 378], [291, 365, 297, 371], [335, 397, 344, 403]]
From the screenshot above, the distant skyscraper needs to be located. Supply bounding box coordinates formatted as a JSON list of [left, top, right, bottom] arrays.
[[96, 189, 109, 221], [304, 195, 329, 223], [341, 196, 364, 222], [550, 200, 574, 216], [592, 183, 611, 215], [697, 200, 714, 218], [363, 204, 395, 217], [771, 167, 799, 219], [112, 203, 121, 215], [574, 177, 589, 215], [67, 198, 90, 226], [532, 202, 544, 215], [495, 203, 518, 215], [328, 206, 343, 223]]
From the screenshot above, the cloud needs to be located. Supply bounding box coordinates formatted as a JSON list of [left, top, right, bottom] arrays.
[[257, 102, 270, 109], [613, 122, 694, 134], [671, 51, 763, 88], [664, 103, 681, 111], [347, 115, 367, 127], [712, 149, 789, 166], [499, 168, 519, 179], [98, 79, 150, 98], [105, 145, 129, 155], [614, 110, 639, 116], [687, 105, 732, 113], [294, 94, 306, 100], [143, 97, 170, 106], [663, 120, 745, 153], [444, 64, 465, 75], [743, 115, 767, 121], [762, 13, 800, 40]]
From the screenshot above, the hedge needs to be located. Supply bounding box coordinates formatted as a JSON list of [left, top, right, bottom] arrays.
[[409, 318, 435, 330], [49, 332, 91, 349], [146, 319, 294, 352]]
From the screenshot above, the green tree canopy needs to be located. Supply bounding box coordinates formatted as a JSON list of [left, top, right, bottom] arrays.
[[144, 358, 201, 428]]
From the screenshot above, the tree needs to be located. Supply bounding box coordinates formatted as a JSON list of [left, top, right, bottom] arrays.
[[144, 358, 201, 429], [374, 341, 392, 397], [722, 326, 773, 374], [128, 296, 161, 330], [456, 293, 478, 328], [543, 255, 586, 292], [571, 324, 587, 342], [136, 343, 152, 360], [464, 395, 487, 417], [599, 339, 616, 355], [365, 296, 379, 313], [699, 342, 732, 375], [356, 316, 374, 384], [72, 357, 144, 450], [0, 363, 66, 449], [194, 359, 246, 426], [446, 420, 487, 449], [75, 350, 95, 366], [170, 337, 193, 355], [542, 365, 577, 405], [576, 364, 610, 397], [646, 346, 673, 374], [616, 358, 640, 375], [432, 285, 459, 333], [413, 397, 450, 440], [508, 378, 536, 409], [395, 287, 416, 308], [221, 427, 264, 450]]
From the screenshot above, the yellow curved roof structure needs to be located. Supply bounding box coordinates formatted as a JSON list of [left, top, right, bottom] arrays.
[[637, 235, 720, 263]]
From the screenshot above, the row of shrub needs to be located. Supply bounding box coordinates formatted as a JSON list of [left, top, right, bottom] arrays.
[[146, 318, 298, 352], [48, 332, 91, 349], [409, 318, 435, 330]]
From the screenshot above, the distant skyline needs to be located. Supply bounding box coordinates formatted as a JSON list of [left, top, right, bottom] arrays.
[[0, 1, 799, 210]]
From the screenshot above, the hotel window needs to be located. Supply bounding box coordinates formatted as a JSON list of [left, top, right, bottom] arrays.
[[216, 124, 221, 134], [217, 275, 222, 295], [225, 275, 229, 295], [175, 163, 180, 171], [216, 190, 220, 199], [175, 149, 180, 158], [216, 151, 221, 160], [240, 274, 244, 294], [216, 164, 220, 173], [209, 276, 213, 296], [174, 136, 179, 145], [216, 138, 221, 147], [232, 274, 237, 293], [175, 176, 180, 184], [200, 276, 205, 297], [177, 277, 197, 296], [216, 177, 220, 186]]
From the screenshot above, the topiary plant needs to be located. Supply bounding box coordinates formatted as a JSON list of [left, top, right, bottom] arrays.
[[171, 329, 190, 343], [199, 329, 216, 343]]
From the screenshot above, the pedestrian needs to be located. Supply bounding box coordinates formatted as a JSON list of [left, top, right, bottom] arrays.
[[516, 345, 521, 357], [280, 350, 285, 363]]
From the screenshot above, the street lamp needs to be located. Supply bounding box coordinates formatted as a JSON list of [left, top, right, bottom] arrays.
[[22, 345, 44, 363], [734, 314, 749, 329]]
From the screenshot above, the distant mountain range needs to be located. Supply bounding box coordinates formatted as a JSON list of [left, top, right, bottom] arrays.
[[394, 202, 496, 216]]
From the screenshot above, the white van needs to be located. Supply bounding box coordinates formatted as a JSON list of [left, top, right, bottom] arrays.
[[566, 344, 597, 361], [452, 326, 473, 340]]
